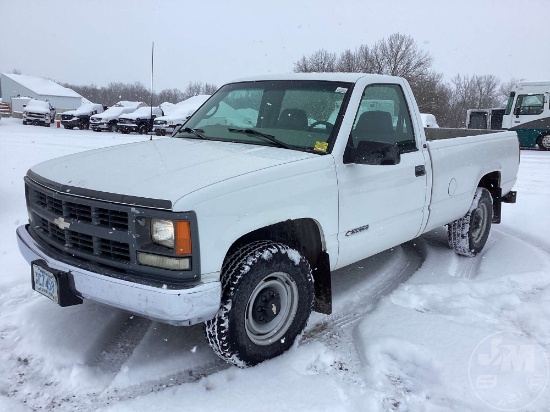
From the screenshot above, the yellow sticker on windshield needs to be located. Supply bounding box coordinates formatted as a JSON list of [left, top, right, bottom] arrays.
[[314, 141, 329, 153]]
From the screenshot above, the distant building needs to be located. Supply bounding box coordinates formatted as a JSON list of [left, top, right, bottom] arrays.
[[0, 73, 84, 113]]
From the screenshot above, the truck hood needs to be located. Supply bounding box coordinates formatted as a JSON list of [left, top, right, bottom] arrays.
[[28, 138, 315, 209], [25, 107, 50, 114]]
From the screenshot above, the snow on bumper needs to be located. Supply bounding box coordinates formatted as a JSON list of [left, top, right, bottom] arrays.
[[16, 225, 221, 326]]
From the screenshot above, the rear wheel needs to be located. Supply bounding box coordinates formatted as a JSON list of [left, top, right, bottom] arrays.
[[448, 188, 492, 257], [108, 123, 117, 133], [138, 124, 147, 134], [538, 133, 550, 151], [205, 241, 314, 367]]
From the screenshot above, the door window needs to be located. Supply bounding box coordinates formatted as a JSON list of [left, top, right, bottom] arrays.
[[351, 84, 417, 153], [514, 94, 544, 115]]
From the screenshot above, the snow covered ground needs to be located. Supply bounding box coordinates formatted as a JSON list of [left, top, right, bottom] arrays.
[[1, 117, 549, 411]]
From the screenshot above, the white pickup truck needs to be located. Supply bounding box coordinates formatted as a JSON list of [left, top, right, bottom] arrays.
[[16, 73, 519, 367]]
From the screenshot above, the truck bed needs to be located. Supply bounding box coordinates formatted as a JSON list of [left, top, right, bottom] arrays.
[[424, 127, 502, 140]]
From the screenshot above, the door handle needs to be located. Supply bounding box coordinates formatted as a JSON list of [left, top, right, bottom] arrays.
[[415, 165, 426, 177]]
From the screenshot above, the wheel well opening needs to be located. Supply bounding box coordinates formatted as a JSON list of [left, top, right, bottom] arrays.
[[224, 219, 332, 314], [478, 171, 501, 223], [225, 219, 323, 268]]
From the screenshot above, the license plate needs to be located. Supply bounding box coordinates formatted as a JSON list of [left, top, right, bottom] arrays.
[[32, 263, 59, 304]]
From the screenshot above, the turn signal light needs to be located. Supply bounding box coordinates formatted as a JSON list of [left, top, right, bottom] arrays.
[[175, 221, 192, 255]]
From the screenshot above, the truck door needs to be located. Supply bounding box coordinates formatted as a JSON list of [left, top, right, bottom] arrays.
[[336, 83, 428, 268]]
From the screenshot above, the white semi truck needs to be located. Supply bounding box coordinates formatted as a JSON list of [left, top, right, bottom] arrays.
[[502, 80, 550, 149]]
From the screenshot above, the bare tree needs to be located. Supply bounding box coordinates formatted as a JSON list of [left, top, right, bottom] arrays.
[[370, 33, 433, 78], [293, 49, 337, 73], [498, 78, 520, 106], [446, 74, 503, 127], [336, 49, 359, 72]]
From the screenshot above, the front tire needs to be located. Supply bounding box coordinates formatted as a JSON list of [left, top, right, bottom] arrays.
[[448, 187, 492, 257], [205, 241, 314, 367], [538, 133, 550, 151]]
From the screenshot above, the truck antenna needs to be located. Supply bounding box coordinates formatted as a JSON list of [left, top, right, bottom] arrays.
[[150, 41, 154, 141]]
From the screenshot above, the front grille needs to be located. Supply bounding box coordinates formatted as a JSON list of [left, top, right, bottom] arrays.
[[31, 188, 131, 263], [28, 112, 45, 118], [61, 114, 73, 120], [34, 190, 128, 230]]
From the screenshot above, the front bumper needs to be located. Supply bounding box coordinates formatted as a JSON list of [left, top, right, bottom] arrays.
[[17, 225, 221, 326], [61, 119, 79, 127], [24, 117, 48, 125], [90, 122, 109, 130], [154, 125, 175, 135], [118, 124, 138, 133]]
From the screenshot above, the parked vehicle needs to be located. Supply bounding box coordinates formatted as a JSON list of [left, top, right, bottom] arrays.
[[420, 113, 439, 128], [17, 73, 519, 367], [22, 99, 56, 127], [501, 80, 550, 149], [61, 103, 104, 130], [89, 101, 144, 132], [117, 106, 163, 134], [466, 108, 505, 130], [154, 95, 210, 136]]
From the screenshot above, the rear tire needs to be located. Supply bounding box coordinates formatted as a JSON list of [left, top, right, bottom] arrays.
[[138, 124, 147, 135], [205, 241, 314, 367], [448, 188, 492, 257], [538, 133, 550, 151]]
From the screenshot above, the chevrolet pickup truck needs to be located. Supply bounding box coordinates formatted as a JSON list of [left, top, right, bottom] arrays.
[[16, 73, 519, 367]]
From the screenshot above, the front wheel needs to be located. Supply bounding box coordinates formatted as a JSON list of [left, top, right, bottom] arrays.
[[538, 133, 550, 151], [205, 241, 314, 367], [448, 187, 493, 257]]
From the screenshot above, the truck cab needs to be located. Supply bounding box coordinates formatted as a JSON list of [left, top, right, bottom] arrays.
[[502, 80, 550, 149]]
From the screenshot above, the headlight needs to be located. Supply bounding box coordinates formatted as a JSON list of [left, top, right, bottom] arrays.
[[151, 219, 174, 248], [151, 219, 192, 254]]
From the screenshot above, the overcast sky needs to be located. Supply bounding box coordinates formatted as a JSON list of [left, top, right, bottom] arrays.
[[2, 0, 548, 92]]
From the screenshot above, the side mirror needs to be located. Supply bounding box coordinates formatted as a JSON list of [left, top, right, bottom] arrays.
[[513, 107, 521, 116], [353, 140, 401, 165]]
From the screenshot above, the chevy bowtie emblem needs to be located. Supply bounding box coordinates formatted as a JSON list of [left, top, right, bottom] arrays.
[[53, 217, 70, 230]]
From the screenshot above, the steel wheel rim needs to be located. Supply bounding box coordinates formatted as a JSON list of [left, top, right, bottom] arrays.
[[472, 202, 488, 243], [541, 135, 550, 149], [245, 272, 298, 346]]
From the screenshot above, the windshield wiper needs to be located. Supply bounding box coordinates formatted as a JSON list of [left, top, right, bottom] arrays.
[[177, 127, 208, 140], [228, 128, 293, 150]]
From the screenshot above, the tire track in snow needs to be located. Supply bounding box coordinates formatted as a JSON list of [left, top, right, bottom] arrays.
[[302, 241, 425, 346], [92, 315, 153, 374]]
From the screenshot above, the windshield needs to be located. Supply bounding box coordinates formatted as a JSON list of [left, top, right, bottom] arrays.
[[101, 107, 129, 117], [27, 100, 50, 109], [174, 80, 353, 153]]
